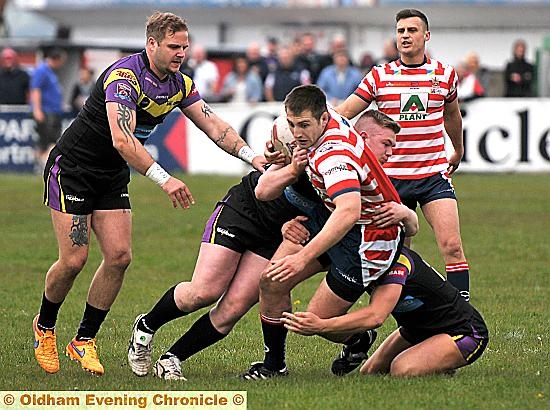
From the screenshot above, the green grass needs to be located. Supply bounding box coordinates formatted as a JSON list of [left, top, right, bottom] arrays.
[[0, 172, 548, 409]]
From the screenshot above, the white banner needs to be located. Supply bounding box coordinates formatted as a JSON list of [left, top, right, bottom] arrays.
[[185, 99, 550, 175]]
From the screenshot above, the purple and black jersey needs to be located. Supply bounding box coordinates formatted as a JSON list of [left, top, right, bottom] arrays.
[[57, 51, 201, 169], [372, 247, 488, 339]]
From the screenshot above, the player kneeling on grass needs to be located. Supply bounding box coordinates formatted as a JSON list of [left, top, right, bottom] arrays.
[[281, 233, 489, 377]]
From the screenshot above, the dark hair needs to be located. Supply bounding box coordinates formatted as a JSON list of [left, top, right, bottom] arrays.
[[396, 9, 429, 31], [44, 47, 67, 60], [146, 11, 188, 43], [284, 85, 327, 120], [357, 110, 401, 135]]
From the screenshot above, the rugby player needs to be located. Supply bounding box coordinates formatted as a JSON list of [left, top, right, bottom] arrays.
[[282, 245, 489, 377], [128, 109, 412, 381], [241, 85, 416, 379], [336, 9, 471, 302], [33, 11, 264, 376]]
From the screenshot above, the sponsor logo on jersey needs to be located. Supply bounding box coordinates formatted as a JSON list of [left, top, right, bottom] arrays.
[[388, 265, 407, 278], [114, 83, 132, 101], [114, 69, 138, 86], [120, 193, 129, 198], [393, 295, 424, 313], [323, 164, 348, 176], [216, 227, 235, 238], [399, 93, 429, 121], [65, 194, 84, 202]]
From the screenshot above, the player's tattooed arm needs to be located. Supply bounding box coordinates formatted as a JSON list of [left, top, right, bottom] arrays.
[[116, 104, 137, 151], [201, 103, 213, 118], [69, 215, 88, 247], [213, 126, 241, 156]]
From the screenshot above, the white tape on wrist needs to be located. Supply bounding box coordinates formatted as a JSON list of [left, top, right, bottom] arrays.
[[237, 145, 257, 165], [145, 162, 171, 186]]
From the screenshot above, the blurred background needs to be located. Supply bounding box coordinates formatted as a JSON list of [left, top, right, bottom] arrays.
[[1, 0, 550, 174]]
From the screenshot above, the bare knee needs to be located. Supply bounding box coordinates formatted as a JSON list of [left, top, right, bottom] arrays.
[[389, 358, 422, 377], [104, 247, 132, 273], [210, 302, 249, 334], [59, 252, 88, 276], [439, 236, 464, 261], [175, 284, 221, 311]]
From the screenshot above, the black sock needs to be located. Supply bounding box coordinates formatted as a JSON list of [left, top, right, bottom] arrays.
[[139, 285, 186, 333], [37, 293, 64, 330], [76, 302, 109, 341], [446, 262, 470, 301], [166, 312, 226, 361], [261, 314, 288, 371]]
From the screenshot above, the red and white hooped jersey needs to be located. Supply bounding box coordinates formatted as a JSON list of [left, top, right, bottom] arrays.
[[306, 110, 401, 226], [354, 58, 458, 179]]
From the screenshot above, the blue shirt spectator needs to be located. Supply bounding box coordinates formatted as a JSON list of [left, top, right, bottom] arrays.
[[31, 52, 64, 114], [317, 50, 363, 105]]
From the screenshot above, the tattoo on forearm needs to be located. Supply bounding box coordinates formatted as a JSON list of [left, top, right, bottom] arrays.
[[116, 104, 137, 151], [201, 103, 213, 118], [69, 215, 88, 247]]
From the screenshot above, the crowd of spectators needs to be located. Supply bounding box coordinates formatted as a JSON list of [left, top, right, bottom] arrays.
[[0, 36, 538, 172]]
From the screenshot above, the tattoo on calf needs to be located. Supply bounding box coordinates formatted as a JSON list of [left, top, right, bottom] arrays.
[[69, 215, 88, 247], [116, 104, 137, 150]]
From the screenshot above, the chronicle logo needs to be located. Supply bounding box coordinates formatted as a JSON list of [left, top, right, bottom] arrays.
[[216, 227, 235, 238], [65, 195, 84, 202]]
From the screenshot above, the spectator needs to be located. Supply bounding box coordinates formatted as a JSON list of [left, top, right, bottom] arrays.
[[317, 49, 363, 106], [456, 61, 484, 103], [0, 47, 29, 105], [30, 47, 66, 173], [189, 44, 219, 102], [246, 41, 270, 83], [295, 32, 328, 82], [264, 37, 280, 74], [464, 51, 490, 94], [70, 66, 94, 112], [375, 38, 400, 65], [220, 55, 263, 103], [264, 46, 310, 102], [504, 39, 535, 97]]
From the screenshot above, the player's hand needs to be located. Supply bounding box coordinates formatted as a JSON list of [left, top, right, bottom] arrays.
[[282, 216, 310, 244], [265, 141, 287, 165], [281, 311, 324, 336], [265, 252, 307, 282], [251, 155, 268, 173], [447, 151, 462, 175], [161, 176, 195, 209], [372, 202, 408, 228], [289, 148, 308, 176]]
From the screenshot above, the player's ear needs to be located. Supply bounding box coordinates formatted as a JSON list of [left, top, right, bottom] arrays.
[[321, 111, 329, 126], [425, 31, 431, 42]]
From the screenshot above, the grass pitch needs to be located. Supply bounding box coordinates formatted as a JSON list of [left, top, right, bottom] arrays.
[[0, 172, 548, 409]]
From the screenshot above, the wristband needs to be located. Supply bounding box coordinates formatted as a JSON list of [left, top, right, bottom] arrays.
[[237, 145, 257, 165], [145, 162, 171, 186]]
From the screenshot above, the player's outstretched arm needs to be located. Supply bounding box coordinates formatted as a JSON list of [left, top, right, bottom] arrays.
[[282, 283, 401, 336], [182, 100, 266, 171], [107, 102, 194, 209]]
